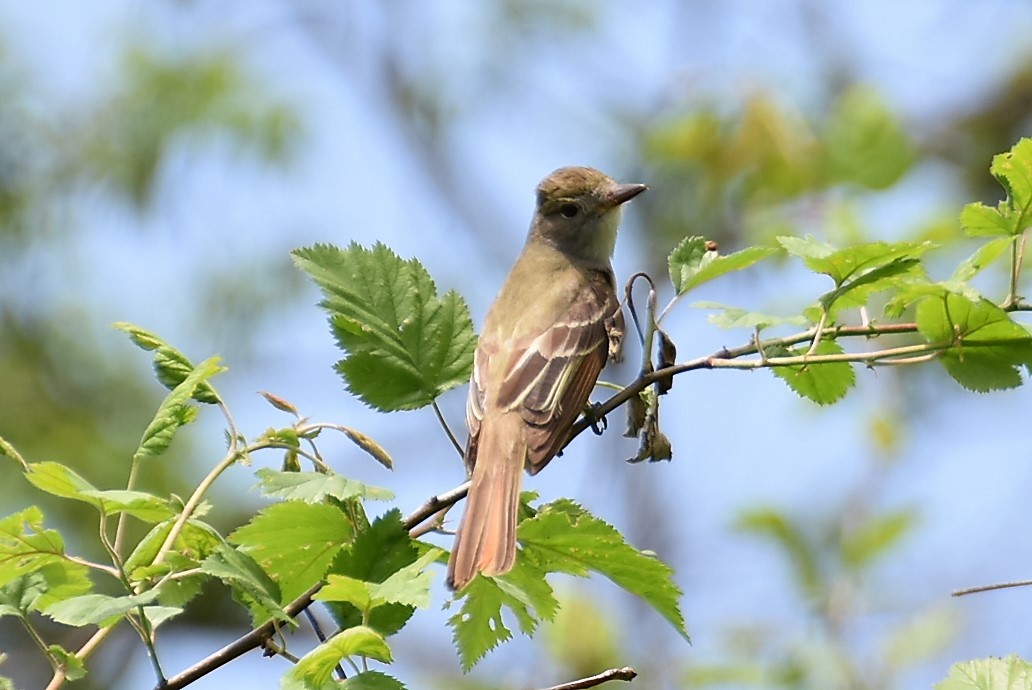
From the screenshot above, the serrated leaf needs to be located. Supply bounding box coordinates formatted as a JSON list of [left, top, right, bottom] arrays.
[[341, 671, 406, 690], [915, 291, 1032, 392], [292, 242, 476, 412], [45, 589, 162, 627], [841, 510, 915, 570], [935, 655, 1032, 690], [134, 357, 224, 462], [951, 237, 1013, 282], [782, 237, 934, 288], [668, 237, 777, 295], [777, 235, 835, 262], [323, 510, 418, 637], [255, 469, 393, 504], [517, 500, 687, 640], [769, 339, 856, 405], [960, 202, 1014, 237], [317, 550, 437, 614], [0, 562, 92, 615], [693, 302, 809, 331], [994, 139, 1032, 206], [448, 576, 517, 671], [820, 255, 925, 313], [201, 542, 287, 624], [960, 138, 1032, 238], [48, 645, 87, 681], [113, 323, 220, 404], [0, 508, 69, 590], [230, 502, 353, 604], [285, 626, 392, 689]]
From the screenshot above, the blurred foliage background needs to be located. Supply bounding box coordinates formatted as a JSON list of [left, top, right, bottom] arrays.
[[1, 2, 1031, 689]]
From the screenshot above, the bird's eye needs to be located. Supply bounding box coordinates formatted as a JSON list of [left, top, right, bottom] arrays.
[[559, 203, 579, 218]]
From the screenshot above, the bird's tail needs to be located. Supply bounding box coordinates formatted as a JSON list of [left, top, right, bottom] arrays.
[[446, 413, 525, 590]]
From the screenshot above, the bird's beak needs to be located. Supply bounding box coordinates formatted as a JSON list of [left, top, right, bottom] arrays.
[[601, 183, 648, 209]]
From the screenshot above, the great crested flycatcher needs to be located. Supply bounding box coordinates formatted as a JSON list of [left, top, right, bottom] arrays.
[[446, 166, 647, 590]]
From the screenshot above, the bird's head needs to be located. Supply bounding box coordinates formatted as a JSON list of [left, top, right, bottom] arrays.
[[531, 166, 647, 267]]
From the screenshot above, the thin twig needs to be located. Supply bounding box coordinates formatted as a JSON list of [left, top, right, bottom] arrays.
[[538, 666, 637, 690], [953, 579, 1032, 597], [432, 399, 464, 457], [303, 609, 346, 680]]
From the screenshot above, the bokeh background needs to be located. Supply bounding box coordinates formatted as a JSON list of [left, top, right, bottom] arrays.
[[2, 2, 1032, 688]]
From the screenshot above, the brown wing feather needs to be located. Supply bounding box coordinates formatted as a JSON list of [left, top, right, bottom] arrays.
[[480, 268, 619, 474]]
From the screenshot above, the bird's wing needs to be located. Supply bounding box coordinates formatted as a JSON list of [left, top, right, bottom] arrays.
[[481, 268, 619, 474]]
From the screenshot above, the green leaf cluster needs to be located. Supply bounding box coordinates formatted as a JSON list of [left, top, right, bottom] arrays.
[[447, 497, 688, 671]]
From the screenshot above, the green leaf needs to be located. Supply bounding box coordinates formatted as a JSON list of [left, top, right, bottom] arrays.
[[960, 202, 1014, 238], [445, 542, 561, 669], [994, 139, 1032, 210], [292, 242, 476, 411], [24, 464, 176, 523], [823, 86, 911, 189], [48, 645, 87, 681], [960, 138, 1032, 238], [0, 508, 70, 590], [915, 291, 1032, 392], [780, 237, 934, 288], [124, 519, 222, 577], [777, 235, 835, 262], [951, 237, 1014, 282], [317, 550, 438, 615], [769, 339, 856, 405], [45, 589, 162, 627], [114, 323, 220, 403], [230, 502, 353, 604], [134, 356, 224, 462], [256, 469, 393, 504], [518, 500, 687, 640], [693, 302, 808, 331], [668, 237, 777, 295], [840, 510, 915, 570], [820, 255, 925, 313], [341, 671, 406, 690], [323, 510, 419, 637], [737, 508, 820, 599], [0, 562, 92, 616], [448, 576, 516, 671], [285, 626, 392, 689], [24, 462, 99, 500], [935, 655, 1032, 690], [201, 542, 288, 624], [81, 490, 175, 522]]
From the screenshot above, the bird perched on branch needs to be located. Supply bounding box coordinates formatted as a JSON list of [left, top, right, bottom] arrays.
[[446, 166, 646, 590]]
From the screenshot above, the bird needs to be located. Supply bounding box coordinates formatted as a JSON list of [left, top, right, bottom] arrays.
[[446, 166, 647, 590]]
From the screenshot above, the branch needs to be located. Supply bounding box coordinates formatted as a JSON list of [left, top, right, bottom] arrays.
[[568, 321, 921, 444], [157, 581, 323, 689], [539, 667, 637, 690], [952, 579, 1032, 597]]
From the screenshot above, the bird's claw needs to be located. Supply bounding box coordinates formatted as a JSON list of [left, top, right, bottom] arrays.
[[586, 402, 608, 436]]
